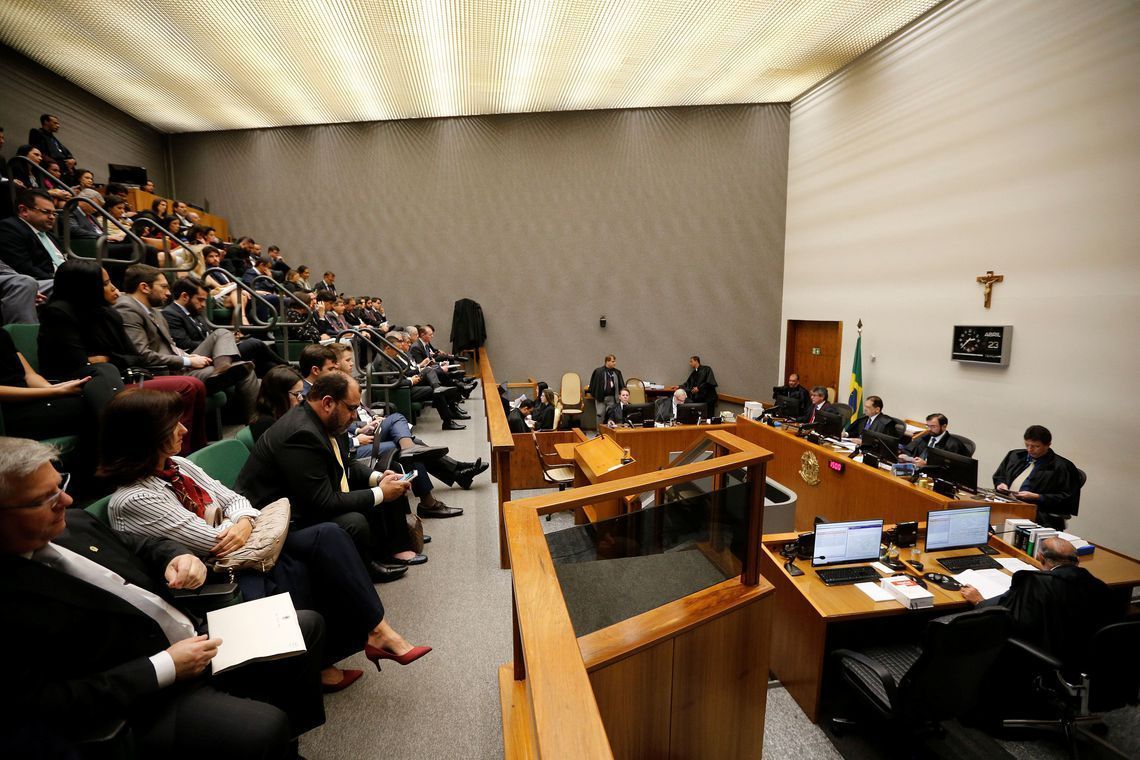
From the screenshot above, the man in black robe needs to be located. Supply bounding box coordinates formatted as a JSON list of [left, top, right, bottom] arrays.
[[587, 354, 625, 429], [992, 425, 1081, 529], [681, 356, 717, 417]]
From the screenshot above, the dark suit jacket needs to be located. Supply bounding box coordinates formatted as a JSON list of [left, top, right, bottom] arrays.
[[797, 401, 833, 424], [978, 564, 1114, 665], [992, 449, 1082, 516], [0, 216, 57, 279], [237, 403, 377, 523], [905, 432, 971, 460], [0, 511, 188, 735], [587, 366, 626, 401], [845, 413, 898, 438], [28, 127, 74, 163], [161, 302, 210, 351], [409, 339, 431, 365], [603, 402, 628, 425], [507, 408, 529, 434]]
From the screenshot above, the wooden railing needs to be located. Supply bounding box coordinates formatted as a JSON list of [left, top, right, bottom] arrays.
[[479, 348, 517, 568], [503, 429, 774, 758]]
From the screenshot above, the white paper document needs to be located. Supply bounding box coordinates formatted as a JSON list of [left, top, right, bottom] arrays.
[[869, 562, 895, 575], [207, 593, 306, 675], [855, 581, 894, 602], [953, 569, 1013, 600], [995, 557, 1037, 575]]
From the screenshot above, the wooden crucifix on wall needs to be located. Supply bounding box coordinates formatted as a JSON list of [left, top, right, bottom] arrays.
[[976, 270, 1004, 308]]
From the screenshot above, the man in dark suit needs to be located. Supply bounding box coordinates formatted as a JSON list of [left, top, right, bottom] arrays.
[[604, 388, 632, 426], [222, 237, 255, 277], [0, 437, 325, 757], [314, 271, 338, 295], [374, 331, 468, 429], [27, 114, 76, 183], [113, 265, 257, 409], [164, 277, 287, 377], [843, 395, 896, 443], [588, 354, 626, 430], [409, 325, 473, 399], [508, 398, 533, 433], [655, 388, 687, 423], [796, 386, 833, 424], [681, 356, 718, 417], [992, 425, 1082, 528], [267, 245, 290, 280], [899, 413, 971, 465], [236, 371, 416, 582], [0, 188, 65, 281]]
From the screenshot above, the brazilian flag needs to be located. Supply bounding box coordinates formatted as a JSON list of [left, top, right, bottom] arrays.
[[847, 336, 863, 423]]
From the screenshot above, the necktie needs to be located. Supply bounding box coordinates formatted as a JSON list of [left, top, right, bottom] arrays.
[[606, 371, 614, 393], [36, 231, 66, 268], [34, 543, 196, 645], [1009, 458, 1036, 492], [329, 436, 350, 492], [809, 406, 818, 423], [864, 416, 873, 431]]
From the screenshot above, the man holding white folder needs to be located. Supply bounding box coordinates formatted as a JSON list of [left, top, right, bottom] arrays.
[[0, 438, 325, 758]]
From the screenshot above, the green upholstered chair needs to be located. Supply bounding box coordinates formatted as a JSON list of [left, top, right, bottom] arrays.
[[235, 425, 255, 450], [185, 439, 249, 489], [85, 495, 113, 525]]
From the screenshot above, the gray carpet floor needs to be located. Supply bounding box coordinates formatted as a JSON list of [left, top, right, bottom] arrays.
[[284, 389, 1137, 759]]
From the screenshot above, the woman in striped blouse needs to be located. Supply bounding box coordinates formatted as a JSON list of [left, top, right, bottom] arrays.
[[100, 388, 430, 693]]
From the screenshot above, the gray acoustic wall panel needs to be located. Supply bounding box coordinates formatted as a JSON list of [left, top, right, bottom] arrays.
[[171, 104, 789, 397], [0, 44, 168, 192]]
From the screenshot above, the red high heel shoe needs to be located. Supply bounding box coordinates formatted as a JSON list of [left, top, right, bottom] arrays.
[[322, 668, 363, 694], [364, 643, 432, 671]]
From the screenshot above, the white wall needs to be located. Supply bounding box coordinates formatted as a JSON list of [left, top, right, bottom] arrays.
[[782, 0, 1140, 555]]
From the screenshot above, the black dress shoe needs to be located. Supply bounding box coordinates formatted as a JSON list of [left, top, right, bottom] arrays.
[[442, 420, 466, 430], [369, 561, 408, 583], [390, 553, 428, 565], [455, 458, 490, 490], [452, 411, 472, 420], [417, 501, 464, 519], [423, 534, 431, 543]]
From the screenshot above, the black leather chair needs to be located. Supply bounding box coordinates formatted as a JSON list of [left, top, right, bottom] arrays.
[[830, 403, 853, 421], [831, 608, 1011, 735], [1001, 620, 1140, 758], [954, 434, 977, 457]]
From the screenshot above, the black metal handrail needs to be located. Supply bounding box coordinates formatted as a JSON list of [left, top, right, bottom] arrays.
[[248, 274, 315, 360], [333, 327, 405, 410], [58, 195, 145, 268], [200, 267, 286, 332]]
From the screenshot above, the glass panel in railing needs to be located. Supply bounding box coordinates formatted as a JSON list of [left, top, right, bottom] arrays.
[[545, 479, 751, 637]]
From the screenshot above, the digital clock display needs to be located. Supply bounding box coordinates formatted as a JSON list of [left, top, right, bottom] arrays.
[[828, 460, 845, 474], [952, 325, 1012, 366]]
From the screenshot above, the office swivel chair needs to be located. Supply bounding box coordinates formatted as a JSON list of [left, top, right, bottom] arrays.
[[954, 434, 977, 457], [831, 608, 1011, 736], [1002, 620, 1140, 759], [830, 403, 854, 422], [558, 372, 584, 428]]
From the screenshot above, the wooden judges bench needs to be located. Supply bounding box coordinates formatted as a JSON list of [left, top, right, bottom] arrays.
[[760, 524, 1140, 723]]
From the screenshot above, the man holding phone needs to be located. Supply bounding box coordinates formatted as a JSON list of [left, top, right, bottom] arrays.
[[237, 370, 423, 580]]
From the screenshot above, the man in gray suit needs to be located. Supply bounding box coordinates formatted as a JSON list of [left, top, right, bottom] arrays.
[[113, 264, 257, 410]]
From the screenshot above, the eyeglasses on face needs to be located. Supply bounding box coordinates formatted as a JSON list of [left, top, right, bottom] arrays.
[[1, 472, 70, 510]]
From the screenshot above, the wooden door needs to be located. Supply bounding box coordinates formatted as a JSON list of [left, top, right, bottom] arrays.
[[784, 320, 842, 394]]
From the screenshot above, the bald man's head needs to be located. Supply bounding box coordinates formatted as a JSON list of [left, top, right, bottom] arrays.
[[1038, 537, 1078, 569]]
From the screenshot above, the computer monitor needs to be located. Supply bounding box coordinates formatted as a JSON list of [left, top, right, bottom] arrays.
[[925, 505, 991, 551], [770, 394, 801, 418], [812, 409, 845, 438], [925, 447, 979, 491], [621, 403, 654, 425], [677, 402, 705, 425], [107, 163, 148, 186], [860, 429, 900, 464], [811, 518, 884, 567]]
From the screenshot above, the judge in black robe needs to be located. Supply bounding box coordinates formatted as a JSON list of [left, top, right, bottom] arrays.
[[681, 356, 717, 416]]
